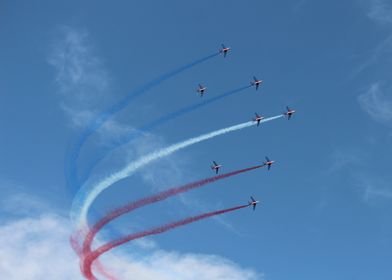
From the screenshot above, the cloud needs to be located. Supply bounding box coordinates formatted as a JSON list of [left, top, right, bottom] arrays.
[[352, 1, 392, 76], [103, 251, 261, 280], [367, 0, 392, 25], [350, 35, 392, 78], [292, 0, 308, 13], [0, 214, 83, 280], [353, 175, 392, 202], [0, 193, 261, 280], [355, 4, 392, 126], [47, 26, 116, 132], [0, 180, 64, 219], [327, 148, 365, 173], [364, 185, 392, 200], [1, 192, 50, 217], [358, 82, 392, 124], [48, 26, 110, 104]]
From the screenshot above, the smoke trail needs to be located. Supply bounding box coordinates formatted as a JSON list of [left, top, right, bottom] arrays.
[[66, 51, 220, 193], [82, 204, 249, 280], [71, 115, 283, 229], [70, 232, 120, 280], [78, 84, 252, 186], [81, 164, 264, 254]]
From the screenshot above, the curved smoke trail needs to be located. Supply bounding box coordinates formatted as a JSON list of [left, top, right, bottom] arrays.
[[71, 115, 283, 229], [78, 84, 252, 186], [66, 51, 219, 193], [82, 204, 249, 280], [70, 231, 120, 280], [81, 164, 265, 255]]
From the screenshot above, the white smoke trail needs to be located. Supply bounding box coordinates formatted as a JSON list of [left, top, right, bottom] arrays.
[[71, 115, 283, 228]]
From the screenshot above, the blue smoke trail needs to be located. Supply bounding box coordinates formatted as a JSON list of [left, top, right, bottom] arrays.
[[77, 84, 252, 186], [66, 51, 220, 193]]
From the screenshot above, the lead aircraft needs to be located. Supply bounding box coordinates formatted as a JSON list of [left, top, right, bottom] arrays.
[[284, 106, 296, 120]]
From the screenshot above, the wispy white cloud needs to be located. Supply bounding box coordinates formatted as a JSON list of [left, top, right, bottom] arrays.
[[0, 193, 261, 280], [0, 180, 65, 218], [358, 82, 392, 124], [1, 192, 50, 216], [48, 26, 142, 154], [353, 175, 392, 202], [327, 148, 365, 173], [326, 146, 392, 205], [351, 1, 392, 77], [367, 0, 392, 24], [48, 26, 110, 105], [47, 26, 119, 135], [364, 185, 392, 200], [292, 0, 308, 13], [350, 34, 392, 77]]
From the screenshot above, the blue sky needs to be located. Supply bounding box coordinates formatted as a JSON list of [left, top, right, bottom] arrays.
[[1, 0, 392, 279]]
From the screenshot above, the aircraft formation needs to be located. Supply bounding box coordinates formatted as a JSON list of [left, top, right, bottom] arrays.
[[73, 44, 298, 280], [207, 44, 296, 210]]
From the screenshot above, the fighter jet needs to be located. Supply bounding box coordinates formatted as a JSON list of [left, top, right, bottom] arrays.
[[248, 196, 260, 211], [263, 156, 275, 170], [253, 112, 264, 126], [251, 76, 263, 90], [197, 84, 207, 97], [210, 161, 222, 174], [284, 106, 296, 120], [220, 44, 231, 57]]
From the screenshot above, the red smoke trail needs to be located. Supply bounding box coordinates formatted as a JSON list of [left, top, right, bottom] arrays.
[[82, 204, 249, 280], [82, 164, 264, 255], [79, 164, 263, 279], [71, 231, 120, 280]]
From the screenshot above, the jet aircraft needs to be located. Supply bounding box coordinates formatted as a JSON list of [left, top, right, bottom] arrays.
[[248, 196, 260, 211], [251, 76, 263, 90], [197, 84, 207, 96], [253, 112, 264, 126], [211, 161, 222, 174], [284, 106, 296, 120], [220, 44, 230, 57]]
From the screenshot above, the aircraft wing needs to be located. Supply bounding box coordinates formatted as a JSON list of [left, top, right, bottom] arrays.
[[215, 168, 219, 174], [213, 161, 218, 166], [251, 196, 256, 202], [268, 164, 271, 170], [265, 156, 270, 162], [253, 204, 256, 211]]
